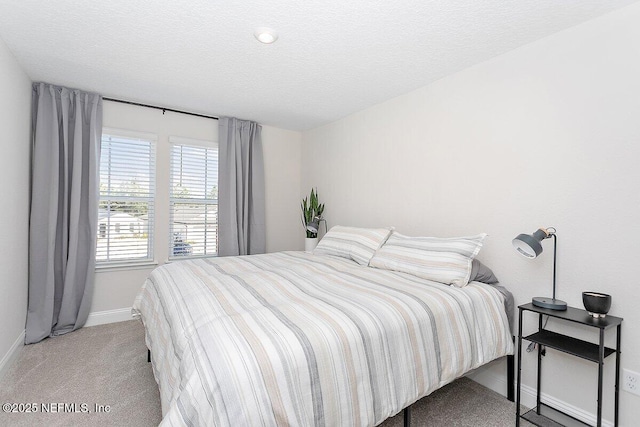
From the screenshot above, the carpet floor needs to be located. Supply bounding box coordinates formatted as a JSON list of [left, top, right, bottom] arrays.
[[0, 320, 530, 426]]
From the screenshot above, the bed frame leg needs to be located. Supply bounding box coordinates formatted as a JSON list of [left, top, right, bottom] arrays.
[[147, 349, 151, 363], [403, 406, 411, 427], [507, 336, 515, 402]]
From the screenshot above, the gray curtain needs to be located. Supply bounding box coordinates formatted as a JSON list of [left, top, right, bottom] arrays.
[[25, 83, 102, 344], [218, 117, 266, 256]]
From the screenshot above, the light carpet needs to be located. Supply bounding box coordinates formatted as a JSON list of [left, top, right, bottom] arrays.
[[0, 320, 529, 426]]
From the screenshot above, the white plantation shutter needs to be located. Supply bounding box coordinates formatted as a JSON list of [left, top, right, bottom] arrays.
[[97, 132, 155, 264], [169, 138, 218, 258]]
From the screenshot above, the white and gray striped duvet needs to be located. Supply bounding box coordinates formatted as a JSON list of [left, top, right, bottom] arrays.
[[133, 251, 513, 427]]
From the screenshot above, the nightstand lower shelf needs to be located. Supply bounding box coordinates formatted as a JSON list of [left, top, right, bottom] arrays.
[[522, 403, 591, 427]]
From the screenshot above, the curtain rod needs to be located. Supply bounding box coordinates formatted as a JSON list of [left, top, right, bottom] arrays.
[[103, 97, 219, 120]]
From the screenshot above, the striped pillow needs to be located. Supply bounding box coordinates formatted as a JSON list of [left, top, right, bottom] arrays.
[[314, 226, 393, 265], [369, 232, 487, 287]]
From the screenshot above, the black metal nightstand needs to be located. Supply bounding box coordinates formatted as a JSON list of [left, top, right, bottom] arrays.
[[515, 303, 623, 427]]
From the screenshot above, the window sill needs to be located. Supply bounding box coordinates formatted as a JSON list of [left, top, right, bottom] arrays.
[[95, 261, 159, 273], [167, 254, 218, 263]]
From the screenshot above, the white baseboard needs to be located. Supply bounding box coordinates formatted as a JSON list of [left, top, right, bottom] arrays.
[[85, 307, 133, 327], [0, 329, 25, 381], [468, 364, 613, 427]]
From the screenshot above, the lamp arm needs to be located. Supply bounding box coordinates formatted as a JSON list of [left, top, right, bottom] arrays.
[[551, 233, 557, 300]]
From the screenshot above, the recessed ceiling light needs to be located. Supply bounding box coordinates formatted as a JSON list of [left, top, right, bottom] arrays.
[[254, 27, 278, 44]]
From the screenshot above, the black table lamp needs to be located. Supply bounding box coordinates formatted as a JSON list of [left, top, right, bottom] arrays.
[[306, 216, 327, 235], [512, 227, 567, 310]]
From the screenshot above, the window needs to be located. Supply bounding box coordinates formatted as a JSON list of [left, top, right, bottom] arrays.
[[97, 132, 156, 264], [169, 138, 218, 258]]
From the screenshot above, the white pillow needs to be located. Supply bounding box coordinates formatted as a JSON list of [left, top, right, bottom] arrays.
[[314, 225, 393, 266], [369, 232, 487, 287]]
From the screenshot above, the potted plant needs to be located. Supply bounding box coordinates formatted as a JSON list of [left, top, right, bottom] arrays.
[[301, 188, 325, 252]]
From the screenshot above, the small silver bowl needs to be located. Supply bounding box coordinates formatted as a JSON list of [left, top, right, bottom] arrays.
[[582, 292, 611, 318]]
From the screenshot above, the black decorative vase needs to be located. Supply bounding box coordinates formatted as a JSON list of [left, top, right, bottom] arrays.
[[582, 292, 611, 318]]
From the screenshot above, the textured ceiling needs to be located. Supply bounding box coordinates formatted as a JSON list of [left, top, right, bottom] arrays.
[[0, 0, 637, 131]]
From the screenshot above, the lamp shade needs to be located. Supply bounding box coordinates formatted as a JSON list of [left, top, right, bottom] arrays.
[[512, 228, 549, 258]]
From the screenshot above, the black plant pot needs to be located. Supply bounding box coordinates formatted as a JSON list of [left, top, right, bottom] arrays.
[[582, 292, 611, 318]]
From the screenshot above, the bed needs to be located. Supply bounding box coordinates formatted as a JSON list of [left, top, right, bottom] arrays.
[[133, 247, 514, 426]]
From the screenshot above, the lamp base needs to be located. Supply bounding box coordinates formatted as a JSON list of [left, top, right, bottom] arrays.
[[532, 297, 567, 311]]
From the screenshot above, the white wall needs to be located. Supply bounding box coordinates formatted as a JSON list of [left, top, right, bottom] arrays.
[[262, 125, 304, 253], [0, 38, 31, 377], [302, 3, 640, 426], [91, 102, 302, 315]]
